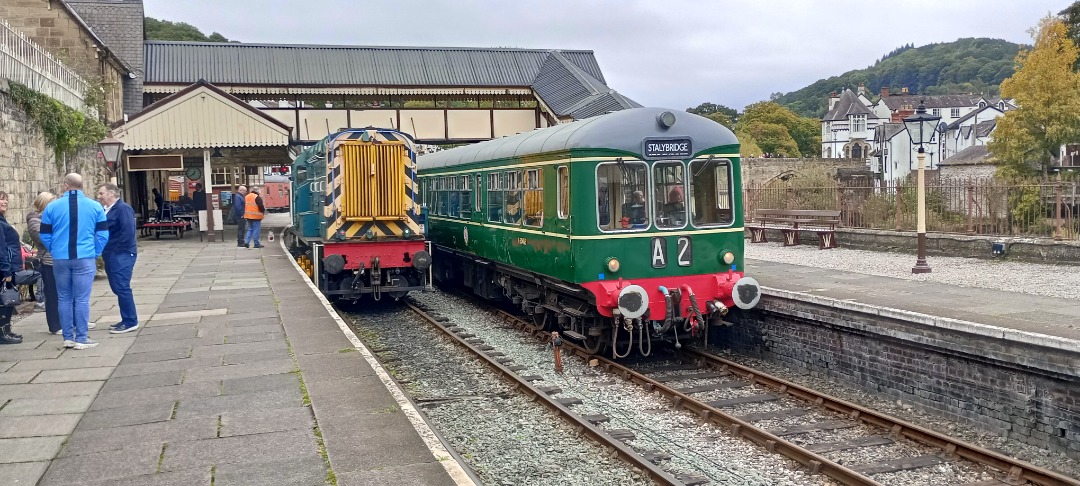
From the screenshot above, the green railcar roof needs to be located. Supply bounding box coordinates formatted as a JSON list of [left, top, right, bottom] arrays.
[[417, 107, 739, 171]]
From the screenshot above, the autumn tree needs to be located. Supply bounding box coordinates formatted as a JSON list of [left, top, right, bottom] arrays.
[[736, 101, 820, 157], [989, 16, 1080, 177], [686, 102, 739, 125]]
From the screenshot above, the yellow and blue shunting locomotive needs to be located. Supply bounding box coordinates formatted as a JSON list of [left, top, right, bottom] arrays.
[[285, 129, 431, 301]]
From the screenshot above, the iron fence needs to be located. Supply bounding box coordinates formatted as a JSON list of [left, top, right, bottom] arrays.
[[0, 19, 88, 112], [744, 177, 1080, 240]]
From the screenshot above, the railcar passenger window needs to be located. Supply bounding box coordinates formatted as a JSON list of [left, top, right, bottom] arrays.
[[436, 177, 448, 216], [474, 175, 481, 213], [448, 176, 460, 218], [652, 162, 686, 229], [487, 173, 503, 223], [459, 175, 472, 219], [596, 161, 648, 231], [504, 171, 522, 225], [557, 166, 569, 219], [523, 168, 543, 227], [689, 158, 734, 226]]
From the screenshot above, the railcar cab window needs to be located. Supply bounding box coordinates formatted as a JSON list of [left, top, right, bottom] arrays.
[[653, 162, 686, 229], [689, 158, 734, 226], [596, 161, 648, 231], [523, 168, 543, 227]]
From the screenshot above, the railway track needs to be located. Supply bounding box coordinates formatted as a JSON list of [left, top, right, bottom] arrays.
[[486, 308, 1079, 486], [403, 301, 701, 486]]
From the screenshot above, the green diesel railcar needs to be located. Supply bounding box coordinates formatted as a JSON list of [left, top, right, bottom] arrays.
[[418, 108, 759, 356]]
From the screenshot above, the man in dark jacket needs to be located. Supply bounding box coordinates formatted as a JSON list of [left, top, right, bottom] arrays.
[[0, 191, 24, 344], [97, 183, 139, 334], [232, 185, 248, 247], [41, 173, 108, 350]]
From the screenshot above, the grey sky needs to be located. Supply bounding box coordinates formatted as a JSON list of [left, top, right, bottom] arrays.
[[145, 0, 1067, 112]]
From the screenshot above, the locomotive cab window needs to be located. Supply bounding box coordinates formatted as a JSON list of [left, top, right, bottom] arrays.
[[689, 158, 734, 227], [653, 162, 686, 229], [596, 161, 649, 231]]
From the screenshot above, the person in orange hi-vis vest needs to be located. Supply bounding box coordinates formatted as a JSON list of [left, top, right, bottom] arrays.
[[243, 186, 265, 249]]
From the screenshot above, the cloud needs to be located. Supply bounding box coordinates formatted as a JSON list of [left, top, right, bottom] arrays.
[[144, 0, 1066, 111]]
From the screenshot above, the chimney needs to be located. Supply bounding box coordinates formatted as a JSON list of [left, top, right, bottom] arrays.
[[857, 83, 865, 96], [880, 87, 890, 98], [829, 91, 840, 111]]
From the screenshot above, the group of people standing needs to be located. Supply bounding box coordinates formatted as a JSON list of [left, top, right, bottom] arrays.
[[232, 185, 266, 249], [0, 173, 139, 348]]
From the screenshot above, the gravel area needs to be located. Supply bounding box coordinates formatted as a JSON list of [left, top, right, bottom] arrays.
[[344, 301, 654, 486], [411, 291, 835, 486], [706, 346, 1080, 481], [745, 243, 1080, 299]]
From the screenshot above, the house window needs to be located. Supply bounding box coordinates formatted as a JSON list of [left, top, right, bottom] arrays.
[[850, 114, 866, 133], [951, 108, 960, 118], [931, 108, 940, 116]]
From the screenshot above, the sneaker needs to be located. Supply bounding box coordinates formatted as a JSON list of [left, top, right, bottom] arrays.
[[87, 322, 96, 330], [254, 244, 264, 249], [110, 323, 139, 334], [237, 243, 245, 248], [51, 330, 62, 335], [63, 340, 76, 348], [72, 340, 98, 350], [35, 302, 45, 311]]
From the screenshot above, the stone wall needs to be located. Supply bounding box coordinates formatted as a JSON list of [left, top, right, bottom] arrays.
[[718, 294, 1080, 458], [0, 86, 109, 238], [0, 0, 125, 123], [741, 157, 867, 186]]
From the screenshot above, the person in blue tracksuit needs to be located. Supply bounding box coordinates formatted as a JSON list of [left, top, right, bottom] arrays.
[[41, 174, 108, 350], [97, 183, 139, 334]]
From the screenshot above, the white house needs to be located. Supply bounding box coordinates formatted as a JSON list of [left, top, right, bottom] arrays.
[[821, 88, 882, 160], [942, 105, 1003, 160]]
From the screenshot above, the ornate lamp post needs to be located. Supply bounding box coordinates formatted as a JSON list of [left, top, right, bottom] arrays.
[[98, 132, 124, 185], [903, 100, 940, 274]]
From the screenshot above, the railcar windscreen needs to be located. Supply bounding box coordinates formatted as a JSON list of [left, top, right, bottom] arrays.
[[689, 158, 735, 227], [596, 162, 649, 231], [653, 162, 686, 228]]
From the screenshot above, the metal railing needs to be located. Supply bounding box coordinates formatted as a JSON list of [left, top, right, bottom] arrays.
[[0, 19, 88, 111], [745, 177, 1080, 240]]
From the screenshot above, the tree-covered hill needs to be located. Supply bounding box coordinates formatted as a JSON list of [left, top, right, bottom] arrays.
[[774, 38, 1023, 118], [145, 17, 234, 42]]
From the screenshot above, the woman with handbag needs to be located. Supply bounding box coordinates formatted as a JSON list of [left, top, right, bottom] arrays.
[[0, 191, 24, 344], [27, 192, 59, 334]]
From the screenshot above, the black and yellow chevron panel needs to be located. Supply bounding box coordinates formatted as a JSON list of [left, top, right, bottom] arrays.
[[322, 129, 422, 240]]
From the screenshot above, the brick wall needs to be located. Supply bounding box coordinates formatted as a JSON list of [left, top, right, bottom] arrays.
[[0, 0, 125, 123], [0, 87, 108, 237], [718, 297, 1080, 459]]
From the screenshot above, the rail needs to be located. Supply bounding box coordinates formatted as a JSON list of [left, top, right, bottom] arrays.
[[0, 19, 89, 112]]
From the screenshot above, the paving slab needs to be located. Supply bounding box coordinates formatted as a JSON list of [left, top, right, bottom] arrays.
[[338, 461, 459, 486], [213, 455, 326, 486], [77, 400, 176, 430], [0, 436, 66, 462], [33, 367, 114, 383], [0, 395, 96, 417], [0, 461, 50, 486], [0, 414, 81, 437]]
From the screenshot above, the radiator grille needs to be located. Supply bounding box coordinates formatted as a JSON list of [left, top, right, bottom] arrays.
[[341, 142, 406, 221]]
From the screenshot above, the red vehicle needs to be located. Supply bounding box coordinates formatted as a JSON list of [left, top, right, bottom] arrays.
[[261, 175, 291, 212]]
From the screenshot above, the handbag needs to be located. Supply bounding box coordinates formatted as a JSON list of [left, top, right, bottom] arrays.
[[13, 269, 40, 286], [0, 282, 19, 307]]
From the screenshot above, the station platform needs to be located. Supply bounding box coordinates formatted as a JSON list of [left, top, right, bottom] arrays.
[[747, 258, 1080, 343], [0, 216, 473, 486]]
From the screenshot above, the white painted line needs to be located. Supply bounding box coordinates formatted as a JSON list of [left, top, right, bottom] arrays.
[[279, 232, 476, 486]]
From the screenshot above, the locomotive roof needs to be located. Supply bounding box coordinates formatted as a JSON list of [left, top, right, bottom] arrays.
[[417, 107, 739, 170]]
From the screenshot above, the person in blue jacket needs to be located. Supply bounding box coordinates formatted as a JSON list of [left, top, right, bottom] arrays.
[[97, 183, 139, 334], [40, 174, 109, 350]]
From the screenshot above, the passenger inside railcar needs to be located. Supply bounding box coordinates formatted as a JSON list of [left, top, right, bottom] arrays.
[[621, 191, 647, 226]]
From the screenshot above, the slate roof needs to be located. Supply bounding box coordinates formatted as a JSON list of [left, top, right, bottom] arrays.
[[63, 0, 144, 115], [974, 119, 996, 138], [940, 145, 993, 166], [143, 41, 639, 118], [879, 93, 981, 110], [822, 89, 874, 121], [947, 105, 1002, 129]]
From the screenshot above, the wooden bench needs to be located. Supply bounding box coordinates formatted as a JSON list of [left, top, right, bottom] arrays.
[[749, 209, 840, 249]]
